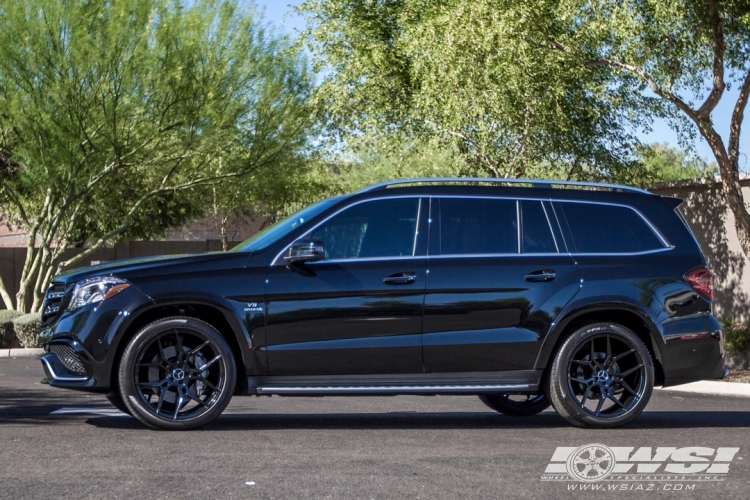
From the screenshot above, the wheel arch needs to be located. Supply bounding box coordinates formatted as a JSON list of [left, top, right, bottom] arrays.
[[109, 301, 251, 395], [535, 303, 665, 386]]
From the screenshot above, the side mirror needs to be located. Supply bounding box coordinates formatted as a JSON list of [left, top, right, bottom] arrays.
[[284, 239, 326, 264]]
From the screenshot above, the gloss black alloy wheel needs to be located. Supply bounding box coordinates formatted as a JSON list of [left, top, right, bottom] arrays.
[[547, 322, 654, 428], [119, 317, 236, 430], [478, 393, 550, 416]]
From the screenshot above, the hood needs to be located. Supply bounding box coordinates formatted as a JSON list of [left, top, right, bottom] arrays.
[[52, 251, 252, 286]]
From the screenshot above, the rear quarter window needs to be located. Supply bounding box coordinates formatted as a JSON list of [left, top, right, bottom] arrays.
[[555, 201, 666, 254]]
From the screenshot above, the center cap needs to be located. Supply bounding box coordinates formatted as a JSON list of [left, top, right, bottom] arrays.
[[597, 369, 609, 382], [172, 368, 185, 381]]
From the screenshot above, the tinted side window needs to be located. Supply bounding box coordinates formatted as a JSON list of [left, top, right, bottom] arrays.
[[557, 202, 664, 253], [521, 200, 557, 253], [309, 198, 419, 259], [438, 198, 518, 255]]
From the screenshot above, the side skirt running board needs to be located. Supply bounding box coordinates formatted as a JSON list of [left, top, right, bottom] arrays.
[[246, 370, 542, 396]]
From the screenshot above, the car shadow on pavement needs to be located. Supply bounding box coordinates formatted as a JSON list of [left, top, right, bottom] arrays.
[[82, 409, 750, 431]]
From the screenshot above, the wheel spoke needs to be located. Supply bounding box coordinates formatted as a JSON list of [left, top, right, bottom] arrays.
[[594, 394, 606, 416], [618, 364, 643, 378], [198, 354, 222, 371], [617, 379, 638, 398], [185, 388, 207, 407], [606, 335, 612, 364], [155, 389, 167, 414], [570, 359, 589, 366], [187, 341, 210, 360], [175, 332, 184, 363], [614, 348, 636, 361], [173, 395, 185, 420], [155, 335, 173, 367], [607, 393, 626, 409], [196, 376, 219, 392], [136, 362, 165, 369], [590, 339, 596, 366], [138, 379, 168, 388]]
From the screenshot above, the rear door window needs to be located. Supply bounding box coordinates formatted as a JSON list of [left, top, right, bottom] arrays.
[[521, 200, 558, 253], [436, 198, 518, 255], [555, 201, 666, 253]]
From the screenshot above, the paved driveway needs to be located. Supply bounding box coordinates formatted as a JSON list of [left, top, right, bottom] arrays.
[[1, 358, 749, 499]]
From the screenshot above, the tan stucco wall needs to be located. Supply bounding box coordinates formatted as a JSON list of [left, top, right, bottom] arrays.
[[651, 181, 750, 322]]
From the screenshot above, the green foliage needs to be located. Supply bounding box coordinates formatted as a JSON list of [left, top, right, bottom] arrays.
[[638, 143, 718, 183], [0, 310, 24, 348], [328, 133, 465, 193], [0, 0, 315, 310], [720, 318, 750, 356], [299, 0, 649, 182], [11, 313, 42, 348]]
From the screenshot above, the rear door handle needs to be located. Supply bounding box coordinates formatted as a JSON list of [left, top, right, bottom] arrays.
[[525, 269, 556, 282], [383, 272, 417, 285]]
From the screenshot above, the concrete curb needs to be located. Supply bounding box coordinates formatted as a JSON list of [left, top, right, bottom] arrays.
[[0, 348, 44, 358], [657, 381, 750, 398]]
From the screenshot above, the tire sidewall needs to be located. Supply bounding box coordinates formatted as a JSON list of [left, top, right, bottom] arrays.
[[119, 317, 236, 430], [548, 322, 654, 428]]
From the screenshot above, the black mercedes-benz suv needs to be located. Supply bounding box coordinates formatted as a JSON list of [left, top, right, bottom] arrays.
[[39, 178, 726, 430]]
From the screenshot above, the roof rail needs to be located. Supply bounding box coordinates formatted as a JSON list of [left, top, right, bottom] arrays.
[[358, 177, 652, 195]]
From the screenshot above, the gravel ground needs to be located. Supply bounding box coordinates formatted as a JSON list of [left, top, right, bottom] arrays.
[[724, 369, 750, 383]]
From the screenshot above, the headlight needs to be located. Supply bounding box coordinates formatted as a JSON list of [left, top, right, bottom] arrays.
[[68, 276, 130, 311]]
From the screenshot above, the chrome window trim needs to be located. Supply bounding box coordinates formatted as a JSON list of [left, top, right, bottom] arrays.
[[516, 200, 521, 254], [539, 201, 560, 253], [308, 255, 425, 264], [424, 247, 672, 259], [552, 199, 672, 250], [271, 195, 424, 266]]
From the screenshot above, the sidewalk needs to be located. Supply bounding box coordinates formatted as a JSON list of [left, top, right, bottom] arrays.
[[0, 348, 44, 358], [657, 381, 750, 398]]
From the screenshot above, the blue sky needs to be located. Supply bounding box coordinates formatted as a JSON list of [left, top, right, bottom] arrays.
[[260, 1, 744, 166]]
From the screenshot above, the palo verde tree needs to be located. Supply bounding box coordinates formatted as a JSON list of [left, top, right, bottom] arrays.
[[0, 0, 314, 312], [505, 0, 750, 258], [298, 0, 651, 183]]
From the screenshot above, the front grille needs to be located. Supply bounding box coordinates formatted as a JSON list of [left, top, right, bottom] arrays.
[[49, 344, 86, 375], [41, 284, 66, 324]]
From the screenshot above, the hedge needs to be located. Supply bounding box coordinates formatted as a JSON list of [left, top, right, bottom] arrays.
[[0, 310, 24, 348], [12, 313, 42, 348]]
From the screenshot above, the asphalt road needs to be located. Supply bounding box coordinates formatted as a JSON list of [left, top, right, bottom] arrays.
[[1, 357, 749, 499]]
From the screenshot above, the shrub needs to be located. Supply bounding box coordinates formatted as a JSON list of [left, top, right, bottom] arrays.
[[720, 318, 750, 356], [0, 310, 24, 348], [12, 313, 42, 348]]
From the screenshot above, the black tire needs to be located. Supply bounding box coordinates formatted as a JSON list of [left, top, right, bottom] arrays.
[[547, 322, 654, 428], [105, 391, 132, 415], [119, 317, 236, 430], [478, 393, 550, 416]]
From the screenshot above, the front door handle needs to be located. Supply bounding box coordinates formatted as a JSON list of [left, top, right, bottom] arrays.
[[525, 269, 556, 282], [383, 272, 417, 285]]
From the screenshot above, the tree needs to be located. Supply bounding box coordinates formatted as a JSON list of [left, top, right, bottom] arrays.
[[638, 143, 718, 182], [298, 0, 651, 184], [0, 0, 314, 312], [512, 0, 750, 257]]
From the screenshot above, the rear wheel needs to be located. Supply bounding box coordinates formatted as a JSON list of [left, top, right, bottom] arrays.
[[547, 322, 654, 428], [119, 317, 236, 430], [478, 393, 550, 416]]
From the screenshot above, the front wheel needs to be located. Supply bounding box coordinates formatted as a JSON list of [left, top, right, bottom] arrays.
[[547, 322, 654, 428], [478, 393, 550, 416], [119, 317, 236, 430]]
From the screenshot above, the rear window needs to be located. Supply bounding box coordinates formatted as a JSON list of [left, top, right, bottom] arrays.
[[437, 198, 518, 254], [555, 202, 665, 254]]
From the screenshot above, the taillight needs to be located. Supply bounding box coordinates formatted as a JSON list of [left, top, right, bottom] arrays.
[[684, 267, 714, 301]]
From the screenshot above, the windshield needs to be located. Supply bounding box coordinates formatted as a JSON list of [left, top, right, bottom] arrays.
[[232, 196, 346, 252]]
